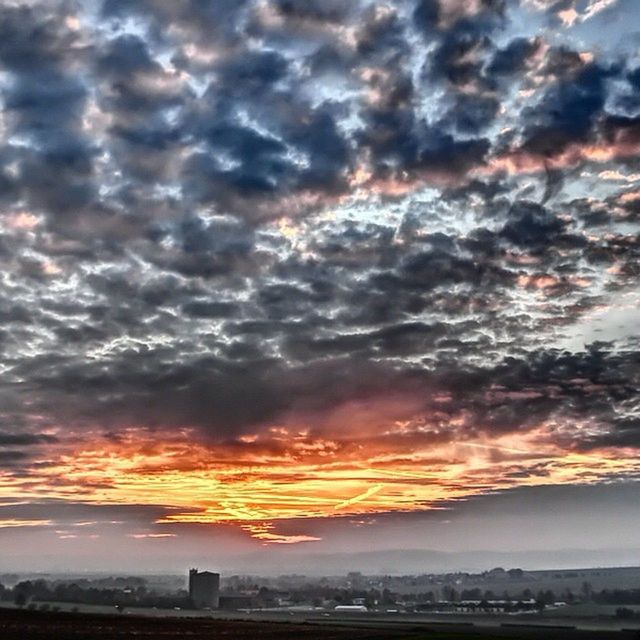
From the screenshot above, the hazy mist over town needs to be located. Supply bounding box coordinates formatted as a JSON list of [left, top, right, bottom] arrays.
[[0, 0, 640, 637]]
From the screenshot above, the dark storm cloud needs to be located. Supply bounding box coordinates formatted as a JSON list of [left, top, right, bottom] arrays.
[[95, 33, 187, 123], [357, 105, 491, 180], [143, 215, 261, 277], [181, 301, 239, 319], [0, 433, 57, 446], [412, 0, 441, 33], [353, 1, 511, 185], [414, 0, 505, 34], [439, 93, 500, 133], [601, 114, 640, 156], [0, 4, 94, 222], [0, 500, 194, 526], [455, 344, 640, 443], [500, 200, 568, 248], [355, 4, 408, 61], [102, 0, 251, 47], [3, 344, 426, 438], [429, 28, 492, 89], [521, 57, 619, 156], [181, 58, 352, 220], [0, 5, 79, 72], [486, 37, 541, 77], [272, 0, 351, 24], [420, 130, 492, 174]]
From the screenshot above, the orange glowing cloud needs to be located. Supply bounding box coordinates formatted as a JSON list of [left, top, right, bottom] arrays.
[[5, 211, 40, 230], [0, 518, 53, 529], [517, 274, 591, 291], [2, 420, 639, 543], [482, 132, 640, 181], [239, 522, 322, 545], [341, 122, 640, 203]]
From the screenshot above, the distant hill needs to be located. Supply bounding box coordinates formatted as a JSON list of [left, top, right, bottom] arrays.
[[222, 547, 640, 576]]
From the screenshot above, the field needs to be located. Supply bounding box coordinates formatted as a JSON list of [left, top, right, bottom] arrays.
[[0, 608, 401, 640], [2, 608, 640, 640]]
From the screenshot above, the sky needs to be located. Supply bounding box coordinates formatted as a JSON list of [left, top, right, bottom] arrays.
[[0, 0, 640, 574]]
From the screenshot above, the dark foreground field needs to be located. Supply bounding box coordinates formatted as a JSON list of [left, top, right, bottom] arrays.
[[1, 609, 403, 640], [1, 608, 640, 640]]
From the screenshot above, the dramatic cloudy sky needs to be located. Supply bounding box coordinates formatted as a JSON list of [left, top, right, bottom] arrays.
[[1, 0, 640, 572]]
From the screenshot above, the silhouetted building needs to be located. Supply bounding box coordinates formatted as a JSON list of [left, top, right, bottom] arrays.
[[189, 568, 220, 609]]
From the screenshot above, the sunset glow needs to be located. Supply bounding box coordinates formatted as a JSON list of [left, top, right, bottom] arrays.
[[0, 0, 639, 571], [2, 425, 639, 540]]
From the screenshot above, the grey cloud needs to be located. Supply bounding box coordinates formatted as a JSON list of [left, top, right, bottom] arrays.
[[0, 432, 57, 446], [0, 0, 637, 486]]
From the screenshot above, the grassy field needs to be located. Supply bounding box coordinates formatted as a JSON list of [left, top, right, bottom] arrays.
[[1, 608, 639, 640], [0, 608, 406, 640]]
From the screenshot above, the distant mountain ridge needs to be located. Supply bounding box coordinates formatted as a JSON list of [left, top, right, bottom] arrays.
[[222, 547, 640, 576]]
